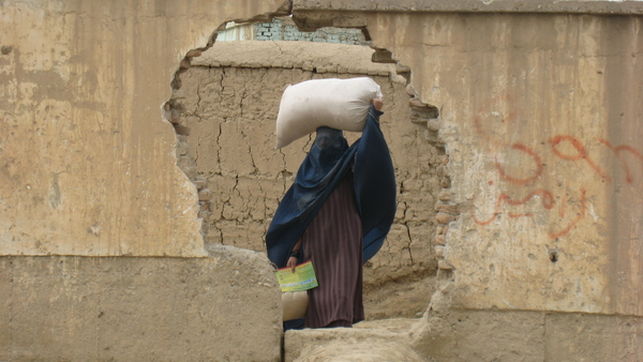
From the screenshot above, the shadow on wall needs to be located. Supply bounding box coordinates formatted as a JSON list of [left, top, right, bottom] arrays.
[[163, 17, 450, 321]]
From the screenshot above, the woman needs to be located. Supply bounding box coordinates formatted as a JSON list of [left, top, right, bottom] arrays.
[[266, 98, 395, 328]]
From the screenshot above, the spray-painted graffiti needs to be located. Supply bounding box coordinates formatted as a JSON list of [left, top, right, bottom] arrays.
[[598, 138, 643, 184], [549, 135, 610, 181], [493, 143, 543, 185], [472, 96, 642, 239], [474, 189, 555, 225]]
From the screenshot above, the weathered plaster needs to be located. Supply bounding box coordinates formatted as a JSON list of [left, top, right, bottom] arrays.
[[293, 0, 643, 15], [0, 0, 287, 256], [292, 9, 642, 316], [0, 247, 282, 361], [285, 309, 643, 361], [1, 1, 641, 359]]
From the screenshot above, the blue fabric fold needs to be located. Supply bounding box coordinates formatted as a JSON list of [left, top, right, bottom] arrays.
[[266, 107, 396, 268]]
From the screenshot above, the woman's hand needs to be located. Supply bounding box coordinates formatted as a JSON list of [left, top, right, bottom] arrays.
[[286, 256, 298, 272], [372, 98, 383, 111]]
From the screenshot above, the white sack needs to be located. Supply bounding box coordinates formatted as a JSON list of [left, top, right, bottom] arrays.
[[275, 77, 383, 148]]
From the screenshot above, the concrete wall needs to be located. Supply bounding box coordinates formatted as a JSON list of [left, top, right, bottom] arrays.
[[293, 1, 643, 318], [1, 0, 642, 359], [0, 0, 287, 256], [253, 17, 366, 44], [0, 1, 288, 360], [0, 246, 282, 361], [217, 17, 366, 44], [286, 310, 643, 362]]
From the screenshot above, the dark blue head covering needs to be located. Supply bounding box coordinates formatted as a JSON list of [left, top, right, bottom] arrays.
[[266, 107, 396, 268], [309, 127, 347, 172], [295, 127, 348, 196]]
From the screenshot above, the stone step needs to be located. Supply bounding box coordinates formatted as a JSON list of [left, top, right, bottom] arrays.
[[284, 318, 431, 361]]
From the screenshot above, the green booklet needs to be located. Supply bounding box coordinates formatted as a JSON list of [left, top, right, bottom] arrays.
[[275, 260, 318, 292]]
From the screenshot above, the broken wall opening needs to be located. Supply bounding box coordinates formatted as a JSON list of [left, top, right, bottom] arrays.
[[165, 17, 451, 320]]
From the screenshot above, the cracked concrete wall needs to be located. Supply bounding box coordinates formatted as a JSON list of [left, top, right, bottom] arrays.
[[169, 40, 444, 319], [293, 6, 643, 318], [0, 0, 287, 256]]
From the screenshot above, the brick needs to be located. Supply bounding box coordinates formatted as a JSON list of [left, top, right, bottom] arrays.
[[435, 213, 455, 224], [438, 191, 452, 201], [434, 245, 445, 257], [435, 204, 458, 214], [198, 188, 213, 201]]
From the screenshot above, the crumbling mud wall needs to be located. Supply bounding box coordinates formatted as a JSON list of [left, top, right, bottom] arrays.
[[168, 41, 445, 318]]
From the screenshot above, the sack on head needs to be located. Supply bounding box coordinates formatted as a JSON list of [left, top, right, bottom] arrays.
[[275, 77, 383, 148]]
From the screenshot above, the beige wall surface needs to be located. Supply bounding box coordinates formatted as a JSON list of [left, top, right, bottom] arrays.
[[0, 247, 282, 361], [3, 0, 641, 360], [286, 311, 643, 362], [0, 0, 286, 256], [293, 8, 642, 316], [363, 13, 642, 316], [422, 308, 643, 362], [293, 0, 643, 15], [2, 0, 640, 324]]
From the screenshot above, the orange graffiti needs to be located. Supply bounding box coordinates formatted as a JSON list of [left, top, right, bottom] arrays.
[[548, 188, 588, 239], [472, 94, 517, 149], [550, 135, 610, 181], [558, 195, 567, 218], [474, 189, 555, 226], [472, 94, 641, 240], [473, 188, 586, 239], [598, 138, 643, 184], [508, 212, 534, 218], [494, 143, 543, 185]]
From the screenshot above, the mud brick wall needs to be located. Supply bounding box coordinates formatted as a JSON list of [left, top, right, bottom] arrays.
[[168, 41, 446, 318]]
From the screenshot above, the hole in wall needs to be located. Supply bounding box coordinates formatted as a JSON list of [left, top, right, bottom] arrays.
[[164, 15, 450, 321], [549, 249, 559, 263]]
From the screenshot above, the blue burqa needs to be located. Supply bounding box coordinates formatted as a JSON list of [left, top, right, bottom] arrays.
[[266, 107, 396, 268]]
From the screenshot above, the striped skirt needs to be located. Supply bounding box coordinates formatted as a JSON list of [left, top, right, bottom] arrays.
[[302, 174, 364, 328]]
